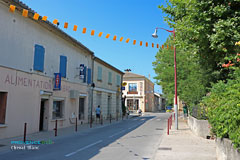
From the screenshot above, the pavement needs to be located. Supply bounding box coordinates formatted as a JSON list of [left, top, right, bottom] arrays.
[[154, 116, 217, 160], [0, 113, 217, 160]]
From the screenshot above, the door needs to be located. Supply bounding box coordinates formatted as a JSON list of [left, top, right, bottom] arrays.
[[39, 100, 45, 131], [107, 95, 111, 118], [79, 98, 84, 120]]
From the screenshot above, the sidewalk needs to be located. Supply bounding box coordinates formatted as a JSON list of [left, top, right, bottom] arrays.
[[154, 117, 217, 160], [0, 116, 132, 153]]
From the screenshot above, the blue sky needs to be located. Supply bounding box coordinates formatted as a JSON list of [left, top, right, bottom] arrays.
[[21, 0, 171, 93]]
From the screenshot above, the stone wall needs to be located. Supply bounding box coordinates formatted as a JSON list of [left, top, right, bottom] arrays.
[[216, 138, 240, 160], [187, 115, 211, 138]]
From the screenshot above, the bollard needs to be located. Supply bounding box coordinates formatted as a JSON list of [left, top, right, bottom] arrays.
[[110, 114, 112, 124], [23, 123, 27, 142], [122, 114, 123, 120], [170, 116, 172, 130], [54, 120, 58, 137], [174, 113, 175, 121], [90, 117, 92, 128], [116, 113, 118, 121], [167, 118, 169, 135], [101, 115, 103, 125], [75, 117, 77, 132]]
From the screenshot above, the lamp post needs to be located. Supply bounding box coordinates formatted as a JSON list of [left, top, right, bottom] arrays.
[[152, 27, 178, 130]]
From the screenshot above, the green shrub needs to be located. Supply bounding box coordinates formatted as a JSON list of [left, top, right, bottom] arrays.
[[201, 74, 240, 148]]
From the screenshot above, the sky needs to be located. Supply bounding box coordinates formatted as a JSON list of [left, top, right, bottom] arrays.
[[21, 0, 172, 94]]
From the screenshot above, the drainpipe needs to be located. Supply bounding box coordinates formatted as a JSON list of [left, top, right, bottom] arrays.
[[90, 55, 96, 127]]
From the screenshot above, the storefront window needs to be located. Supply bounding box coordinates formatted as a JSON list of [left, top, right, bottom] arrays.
[[129, 83, 137, 92], [52, 101, 63, 119]]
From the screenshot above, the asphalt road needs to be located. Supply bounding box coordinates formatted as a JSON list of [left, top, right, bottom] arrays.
[[0, 113, 170, 160]]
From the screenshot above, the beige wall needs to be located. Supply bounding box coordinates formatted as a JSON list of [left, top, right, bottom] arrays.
[[0, 66, 89, 139], [92, 61, 122, 119]]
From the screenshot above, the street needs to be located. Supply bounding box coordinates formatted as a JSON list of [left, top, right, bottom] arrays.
[[0, 113, 170, 160]]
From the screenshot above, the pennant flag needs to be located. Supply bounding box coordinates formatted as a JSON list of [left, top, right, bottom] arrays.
[[171, 46, 174, 50], [22, 9, 28, 17], [146, 42, 148, 47], [126, 38, 130, 43], [82, 28, 87, 34], [119, 37, 123, 42], [91, 30, 95, 36], [157, 44, 159, 48], [133, 40, 136, 45], [73, 25, 78, 31], [113, 35, 117, 41], [140, 41, 143, 46], [98, 32, 103, 37], [53, 19, 58, 25], [64, 22, 68, 29], [33, 13, 40, 20], [162, 45, 164, 49], [9, 5, 16, 13], [152, 43, 154, 48], [42, 16, 48, 21], [106, 34, 110, 38]]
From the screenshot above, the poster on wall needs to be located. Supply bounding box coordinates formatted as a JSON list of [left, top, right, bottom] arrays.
[[54, 73, 61, 90], [79, 64, 84, 79]]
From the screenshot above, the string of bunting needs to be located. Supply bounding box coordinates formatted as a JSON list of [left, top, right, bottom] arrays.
[[8, 4, 174, 50]]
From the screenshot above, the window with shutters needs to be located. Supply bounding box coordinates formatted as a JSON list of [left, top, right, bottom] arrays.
[[108, 72, 112, 85], [0, 92, 7, 124], [52, 101, 64, 119], [116, 75, 120, 86], [87, 68, 92, 84], [97, 66, 102, 81], [33, 44, 45, 72], [59, 55, 67, 78]]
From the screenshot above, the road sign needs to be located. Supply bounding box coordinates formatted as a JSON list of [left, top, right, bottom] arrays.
[[122, 82, 127, 87], [121, 87, 125, 90]]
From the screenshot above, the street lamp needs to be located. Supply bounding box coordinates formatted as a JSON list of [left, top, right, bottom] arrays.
[[152, 27, 178, 130]]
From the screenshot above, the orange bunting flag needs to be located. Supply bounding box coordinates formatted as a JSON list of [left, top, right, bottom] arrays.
[[73, 25, 78, 31], [167, 45, 169, 49], [106, 34, 110, 38], [33, 13, 40, 20], [126, 38, 130, 43], [22, 9, 28, 17], [171, 46, 174, 50], [119, 37, 123, 42], [157, 44, 159, 48], [146, 42, 148, 47], [9, 5, 16, 13], [98, 32, 103, 37], [91, 30, 95, 36], [162, 45, 164, 49], [82, 28, 87, 34], [113, 35, 117, 41], [133, 40, 136, 45], [140, 41, 143, 46], [64, 22, 68, 29], [53, 19, 58, 25], [152, 43, 154, 48], [42, 16, 48, 21]]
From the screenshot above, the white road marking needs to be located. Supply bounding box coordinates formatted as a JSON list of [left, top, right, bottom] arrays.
[[109, 130, 126, 138], [65, 140, 103, 157]]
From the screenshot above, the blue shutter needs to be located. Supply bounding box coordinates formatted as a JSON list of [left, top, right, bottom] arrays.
[[97, 66, 102, 80], [33, 44, 45, 72], [83, 67, 87, 83], [60, 56, 67, 78], [87, 68, 92, 84]]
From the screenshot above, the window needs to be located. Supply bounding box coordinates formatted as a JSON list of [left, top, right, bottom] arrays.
[[33, 44, 45, 72], [129, 83, 137, 92], [0, 92, 7, 124], [79, 98, 84, 120], [59, 55, 67, 78], [116, 75, 120, 86], [87, 68, 92, 84], [108, 72, 112, 84], [127, 99, 139, 111], [52, 101, 64, 119], [97, 66, 102, 81]]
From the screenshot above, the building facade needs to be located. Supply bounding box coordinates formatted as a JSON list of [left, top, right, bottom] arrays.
[[92, 58, 123, 120], [122, 72, 154, 112], [0, 0, 93, 139]]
